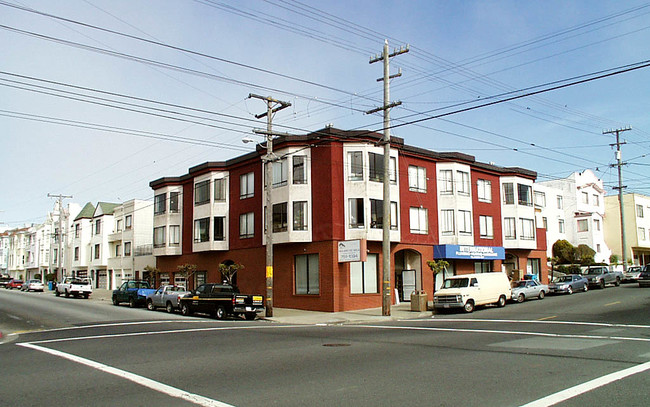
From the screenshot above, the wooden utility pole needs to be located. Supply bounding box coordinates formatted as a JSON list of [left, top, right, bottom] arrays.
[[368, 40, 409, 316], [48, 193, 72, 281], [604, 127, 631, 271], [248, 93, 291, 318]]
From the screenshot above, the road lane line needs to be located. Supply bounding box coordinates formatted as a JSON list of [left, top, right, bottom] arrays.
[[18, 342, 234, 407], [356, 324, 650, 342], [519, 360, 650, 407], [537, 316, 557, 321], [605, 301, 621, 306], [426, 318, 650, 329], [15, 320, 210, 335]]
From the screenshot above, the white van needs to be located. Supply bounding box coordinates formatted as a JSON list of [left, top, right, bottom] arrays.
[[433, 272, 511, 313]]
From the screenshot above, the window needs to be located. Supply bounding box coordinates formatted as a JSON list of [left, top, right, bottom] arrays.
[[557, 196, 564, 209], [350, 254, 378, 294], [239, 212, 254, 238], [368, 152, 383, 182], [273, 203, 288, 232], [504, 217, 516, 239], [582, 192, 589, 204], [518, 184, 532, 206], [520, 218, 535, 240], [391, 202, 398, 230], [475, 261, 492, 273], [477, 179, 492, 202], [214, 179, 226, 202], [124, 215, 131, 230], [503, 183, 514, 204], [154, 193, 166, 214], [116, 219, 123, 232], [534, 191, 546, 207], [213, 217, 225, 241], [542, 217, 548, 230], [194, 218, 209, 243], [527, 258, 541, 278], [349, 198, 364, 228], [348, 151, 363, 180], [408, 165, 426, 193], [154, 226, 166, 248], [637, 204, 644, 218], [479, 215, 493, 239], [295, 254, 319, 295], [240, 172, 254, 199], [389, 157, 397, 183], [440, 170, 453, 194], [74, 247, 79, 261], [170, 225, 180, 246], [74, 223, 80, 238], [639, 227, 646, 241], [441, 209, 455, 235], [577, 219, 589, 232], [194, 180, 210, 205], [594, 218, 601, 231], [293, 201, 308, 231], [293, 156, 306, 184], [593, 194, 600, 206], [273, 158, 288, 187], [597, 244, 601, 253], [370, 199, 383, 229], [95, 219, 101, 235], [124, 242, 132, 256], [458, 171, 470, 195], [94, 244, 100, 260], [458, 210, 472, 235], [558, 219, 565, 233], [195, 271, 206, 287], [170, 191, 180, 212], [160, 273, 170, 285], [409, 207, 428, 234], [115, 244, 121, 257]]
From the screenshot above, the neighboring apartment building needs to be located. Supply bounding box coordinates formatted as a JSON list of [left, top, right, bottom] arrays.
[[0, 231, 9, 275], [604, 193, 650, 266], [107, 199, 154, 288], [536, 170, 611, 263], [151, 127, 548, 313]]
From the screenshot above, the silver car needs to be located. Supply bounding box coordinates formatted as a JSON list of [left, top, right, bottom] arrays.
[[22, 279, 45, 292], [548, 274, 589, 294], [622, 266, 643, 283], [511, 280, 549, 303]]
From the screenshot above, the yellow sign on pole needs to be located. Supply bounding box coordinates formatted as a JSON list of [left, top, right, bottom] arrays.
[[266, 266, 273, 278]]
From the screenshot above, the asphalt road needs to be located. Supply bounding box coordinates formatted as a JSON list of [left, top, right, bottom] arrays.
[[1, 284, 648, 406]]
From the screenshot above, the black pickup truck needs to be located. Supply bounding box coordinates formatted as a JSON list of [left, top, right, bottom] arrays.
[[178, 283, 264, 320]]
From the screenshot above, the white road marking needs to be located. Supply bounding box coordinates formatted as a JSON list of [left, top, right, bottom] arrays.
[[357, 324, 650, 342], [18, 342, 234, 407], [519, 360, 650, 407], [14, 319, 211, 335], [425, 318, 650, 329]]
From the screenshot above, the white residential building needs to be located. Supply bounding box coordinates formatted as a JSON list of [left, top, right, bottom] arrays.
[[604, 192, 650, 266], [536, 170, 611, 263]]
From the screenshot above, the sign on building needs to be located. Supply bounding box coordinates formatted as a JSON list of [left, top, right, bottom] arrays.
[[338, 239, 367, 263]]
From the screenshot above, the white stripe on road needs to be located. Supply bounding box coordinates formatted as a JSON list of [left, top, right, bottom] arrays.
[[424, 318, 650, 329], [18, 342, 234, 407], [519, 360, 650, 407], [13, 319, 211, 335]]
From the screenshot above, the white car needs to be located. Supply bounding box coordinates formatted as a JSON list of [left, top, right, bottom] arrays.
[[23, 279, 45, 292]]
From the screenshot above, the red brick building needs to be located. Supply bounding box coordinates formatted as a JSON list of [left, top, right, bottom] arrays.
[[150, 127, 548, 312]]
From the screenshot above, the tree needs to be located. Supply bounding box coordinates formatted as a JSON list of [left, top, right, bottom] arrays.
[[552, 240, 575, 264], [609, 254, 619, 264], [143, 265, 160, 286], [219, 263, 244, 286], [176, 264, 197, 286], [426, 259, 449, 295], [575, 244, 596, 265]]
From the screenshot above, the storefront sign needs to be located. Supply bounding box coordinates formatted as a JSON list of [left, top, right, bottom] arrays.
[[338, 239, 367, 263], [434, 245, 505, 260]]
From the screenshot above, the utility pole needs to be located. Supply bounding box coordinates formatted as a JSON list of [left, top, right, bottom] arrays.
[[604, 127, 631, 271], [48, 193, 72, 282], [248, 93, 291, 318], [367, 40, 409, 316]]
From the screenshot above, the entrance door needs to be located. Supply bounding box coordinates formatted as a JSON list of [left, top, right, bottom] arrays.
[[402, 270, 416, 301]]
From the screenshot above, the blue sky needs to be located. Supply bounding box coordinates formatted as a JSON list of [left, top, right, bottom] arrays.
[[1, 0, 649, 227]]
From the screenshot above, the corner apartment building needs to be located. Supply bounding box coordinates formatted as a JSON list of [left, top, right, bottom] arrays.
[[535, 170, 611, 263], [604, 192, 650, 266], [150, 128, 548, 313]]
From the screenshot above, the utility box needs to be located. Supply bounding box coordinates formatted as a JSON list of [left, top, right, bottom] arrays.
[[410, 291, 428, 312]]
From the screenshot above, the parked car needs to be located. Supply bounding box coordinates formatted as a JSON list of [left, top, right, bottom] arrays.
[[178, 283, 264, 320], [56, 277, 92, 298], [622, 266, 643, 283], [112, 280, 156, 308], [146, 285, 191, 313], [511, 279, 549, 303], [583, 266, 623, 288], [638, 269, 650, 288], [548, 274, 589, 294], [0, 275, 12, 288], [5, 279, 24, 290], [433, 272, 511, 313], [22, 279, 45, 292]]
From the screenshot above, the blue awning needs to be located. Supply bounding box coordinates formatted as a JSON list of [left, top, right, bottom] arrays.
[[434, 245, 505, 260]]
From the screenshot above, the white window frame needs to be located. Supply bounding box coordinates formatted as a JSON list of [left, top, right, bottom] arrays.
[[239, 212, 254, 239], [240, 172, 254, 199], [350, 254, 378, 294], [520, 218, 535, 240], [479, 215, 493, 239], [457, 171, 470, 195], [408, 165, 426, 193], [441, 209, 455, 235], [348, 151, 363, 181], [504, 217, 516, 240], [477, 179, 492, 203], [577, 219, 589, 232], [409, 207, 428, 234], [458, 210, 472, 235], [440, 170, 453, 194]]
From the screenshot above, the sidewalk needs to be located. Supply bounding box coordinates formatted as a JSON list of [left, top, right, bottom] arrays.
[[86, 288, 433, 325]]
